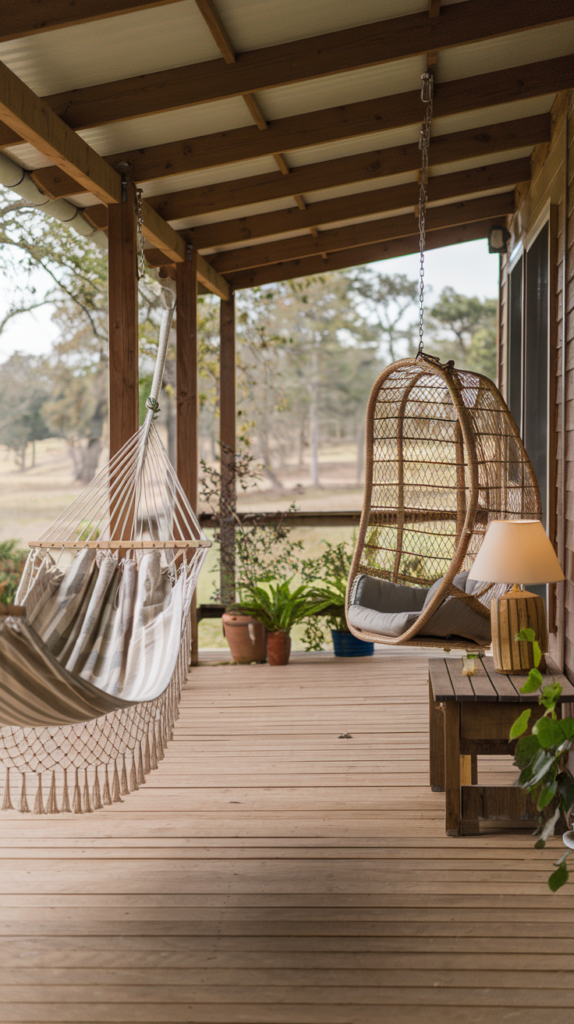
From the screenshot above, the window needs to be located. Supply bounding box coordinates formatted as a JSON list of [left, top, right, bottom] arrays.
[[505, 220, 550, 527]]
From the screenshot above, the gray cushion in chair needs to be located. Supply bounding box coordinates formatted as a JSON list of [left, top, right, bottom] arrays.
[[348, 570, 491, 644]]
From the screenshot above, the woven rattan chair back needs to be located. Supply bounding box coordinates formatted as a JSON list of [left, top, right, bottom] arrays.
[[346, 356, 542, 649]]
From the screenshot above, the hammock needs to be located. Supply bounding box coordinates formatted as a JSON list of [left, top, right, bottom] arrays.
[[0, 290, 210, 813]]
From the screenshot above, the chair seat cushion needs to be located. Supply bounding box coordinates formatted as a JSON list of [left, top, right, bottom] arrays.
[[348, 570, 491, 644]]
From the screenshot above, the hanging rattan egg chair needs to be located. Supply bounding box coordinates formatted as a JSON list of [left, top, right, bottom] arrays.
[[345, 355, 542, 650]]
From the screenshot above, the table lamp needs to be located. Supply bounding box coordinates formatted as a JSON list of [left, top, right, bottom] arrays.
[[468, 520, 565, 674]]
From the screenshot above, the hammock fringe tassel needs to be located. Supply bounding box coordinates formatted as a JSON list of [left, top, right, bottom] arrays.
[[0, 622, 190, 814]]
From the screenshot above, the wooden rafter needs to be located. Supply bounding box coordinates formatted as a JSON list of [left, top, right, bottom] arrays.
[[10, 0, 574, 135], [0, 57, 229, 299], [207, 193, 514, 274], [79, 115, 546, 233], [140, 113, 549, 221], [0, 1, 179, 42], [0, 57, 122, 204], [194, 0, 236, 63], [30, 58, 571, 198], [187, 158, 529, 251], [226, 220, 495, 290]]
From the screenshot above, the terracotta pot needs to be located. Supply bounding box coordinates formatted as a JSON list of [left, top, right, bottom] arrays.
[[267, 630, 291, 666], [222, 613, 267, 664]]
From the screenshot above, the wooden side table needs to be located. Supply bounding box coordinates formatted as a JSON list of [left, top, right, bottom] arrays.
[[428, 656, 574, 836]]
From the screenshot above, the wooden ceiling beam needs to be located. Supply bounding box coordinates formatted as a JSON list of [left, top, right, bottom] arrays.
[[30, 57, 570, 199], [188, 157, 529, 250], [12, 0, 574, 134], [0, 56, 229, 298], [145, 112, 549, 221], [0, 1, 180, 42], [0, 57, 122, 205], [194, 0, 236, 63], [226, 219, 495, 290], [208, 193, 514, 274]]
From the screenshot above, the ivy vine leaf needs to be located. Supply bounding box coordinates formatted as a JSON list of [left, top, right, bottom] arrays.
[[514, 733, 540, 767], [533, 716, 567, 749], [558, 776, 574, 817], [528, 750, 560, 787], [549, 858, 569, 892], [509, 708, 532, 740], [560, 718, 574, 740], [539, 682, 563, 715], [516, 627, 537, 643], [521, 668, 544, 694], [537, 780, 557, 810]]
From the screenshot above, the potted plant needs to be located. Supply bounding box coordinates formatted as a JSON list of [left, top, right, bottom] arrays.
[[233, 578, 332, 665], [302, 541, 374, 657], [200, 444, 304, 664]]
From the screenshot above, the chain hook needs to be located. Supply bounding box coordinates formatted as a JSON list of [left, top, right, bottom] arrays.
[[417, 72, 433, 360]]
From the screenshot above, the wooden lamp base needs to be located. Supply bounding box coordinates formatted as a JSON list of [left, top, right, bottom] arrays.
[[490, 587, 548, 674]]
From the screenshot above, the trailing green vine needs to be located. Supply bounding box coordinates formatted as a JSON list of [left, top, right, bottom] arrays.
[[510, 627, 574, 891]]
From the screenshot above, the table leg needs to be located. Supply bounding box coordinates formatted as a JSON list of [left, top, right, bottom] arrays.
[[460, 755, 473, 785], [429, 678, 445, 791], [444, 701, 461, 836]]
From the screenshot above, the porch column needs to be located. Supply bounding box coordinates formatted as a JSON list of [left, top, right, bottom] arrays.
[[219, 290, 236, 605], [176, 249, 199, 663], [108, 180, 139, 458]]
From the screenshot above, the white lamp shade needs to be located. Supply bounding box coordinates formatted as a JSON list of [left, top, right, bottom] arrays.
[[468, 520, 565, 585]]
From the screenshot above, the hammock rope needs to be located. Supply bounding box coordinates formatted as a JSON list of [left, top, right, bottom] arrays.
[[0, 284, 210, 813]]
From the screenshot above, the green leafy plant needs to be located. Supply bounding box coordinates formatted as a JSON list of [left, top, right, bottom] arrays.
[[200, 443, 304, 605], [233, 578, 332, 634], [0, 540, 27, 605], [300, 541, 352, 650], [510, 627, 574, 891]]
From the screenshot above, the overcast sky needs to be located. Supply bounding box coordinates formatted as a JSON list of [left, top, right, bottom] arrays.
[[0, 237, 499, 362]]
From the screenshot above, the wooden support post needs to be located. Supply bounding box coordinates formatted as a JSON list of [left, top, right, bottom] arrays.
[[108, 179, 139, 458], [176, 248, 199, 664], [219, 290, 236, 606]]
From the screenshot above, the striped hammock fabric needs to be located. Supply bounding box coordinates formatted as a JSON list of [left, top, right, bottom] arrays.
[[0, 292, 210, 814]]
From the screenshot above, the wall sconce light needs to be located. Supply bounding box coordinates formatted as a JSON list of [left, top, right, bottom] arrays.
[[488, 224, 511, 254]]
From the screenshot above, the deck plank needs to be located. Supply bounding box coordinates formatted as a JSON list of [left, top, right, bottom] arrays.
[[0, 653, 568, 1022]]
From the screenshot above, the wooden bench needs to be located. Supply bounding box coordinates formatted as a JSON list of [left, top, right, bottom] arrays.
[[429, 656, 574, 836]]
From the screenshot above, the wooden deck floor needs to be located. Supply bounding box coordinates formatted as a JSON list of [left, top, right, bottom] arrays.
[[0, 651, 572, 1023]]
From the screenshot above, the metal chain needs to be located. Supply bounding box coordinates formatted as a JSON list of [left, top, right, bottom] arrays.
[[417, 72, 434, 359], [136, 187, 146, 280]]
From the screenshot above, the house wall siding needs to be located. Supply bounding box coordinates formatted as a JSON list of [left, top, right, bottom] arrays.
[[499, 92, 570, 673]]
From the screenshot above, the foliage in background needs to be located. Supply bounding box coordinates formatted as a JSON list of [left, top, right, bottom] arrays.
[[429, 286, 498, 379], [0, 187, 499, 496], [510, 627, 574, 891], [300, 540, 353, 649], [200, 441, 303, 603], [0, 540, 27, 604]]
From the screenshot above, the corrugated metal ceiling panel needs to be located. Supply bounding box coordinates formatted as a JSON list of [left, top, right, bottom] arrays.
[[205, 0, 428, 52], [0, 2, 217, 94]]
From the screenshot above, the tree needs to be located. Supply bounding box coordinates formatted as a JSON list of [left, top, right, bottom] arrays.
[[347, 270, 419, 361], [0, 352, 52, 469], [428, 286, 498, 379]]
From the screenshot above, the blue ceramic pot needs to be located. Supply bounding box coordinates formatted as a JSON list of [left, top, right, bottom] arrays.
[[331, 629, 374, 657]]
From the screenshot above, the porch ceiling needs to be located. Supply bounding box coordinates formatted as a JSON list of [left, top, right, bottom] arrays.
[[1, 0, 574, 288]]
